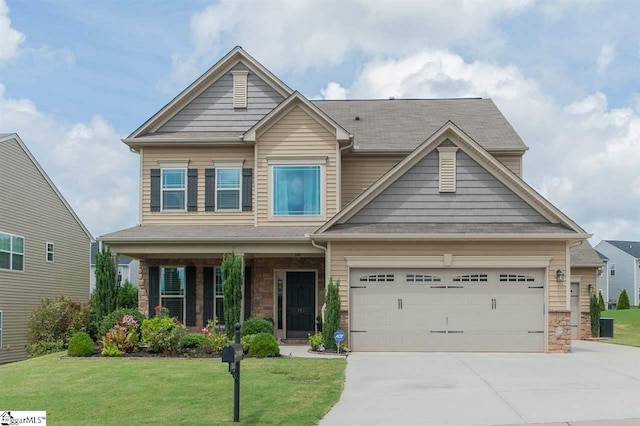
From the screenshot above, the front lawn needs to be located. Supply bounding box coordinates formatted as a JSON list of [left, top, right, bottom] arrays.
[[0, 353, 345, 425], [601, 307, 640, 347]]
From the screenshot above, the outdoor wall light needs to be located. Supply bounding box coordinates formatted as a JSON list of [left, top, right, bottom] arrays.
[[555, 269, 566, 282], [588, 284, 593, 293]]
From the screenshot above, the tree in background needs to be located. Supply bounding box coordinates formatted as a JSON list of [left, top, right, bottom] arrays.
[[117, 279, 138, 309], [617, 289, 630, 310], [94, 246, 118, 321], [322, 278, 341, 351], [589, 293, 601, 337], [222, 250, 243, 339], [598, 291, 605, 312]]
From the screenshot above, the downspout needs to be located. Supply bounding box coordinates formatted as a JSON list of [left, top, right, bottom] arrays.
[[635, 257, 638, 307], [309, 236, 328, 324]]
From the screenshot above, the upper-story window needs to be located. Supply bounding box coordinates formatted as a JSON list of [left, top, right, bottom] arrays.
[[46, 242, 54, 263], [610, 263, 616, 276], [162, 169, 186, 211], [272, 165, 321, 216], [0, 232, 24, 271], [216, 168, 241, 211]]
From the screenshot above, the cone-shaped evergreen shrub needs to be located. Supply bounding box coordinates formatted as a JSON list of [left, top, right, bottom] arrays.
[[598, 291, 605, 312], [589, 294, 601, 337], [617, 289, 630, 310], [322, 278, 341, 351]]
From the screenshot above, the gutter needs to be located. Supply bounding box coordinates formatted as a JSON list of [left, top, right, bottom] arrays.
[[100, 236, 312, 244], [309, 233, 592, 241]]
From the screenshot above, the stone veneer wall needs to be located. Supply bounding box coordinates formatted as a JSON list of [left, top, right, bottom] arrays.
[[548, 310, 571, 353], [580, 312, 592, 339], [138, 257, 325, 331], [251, 257, 325, 321]]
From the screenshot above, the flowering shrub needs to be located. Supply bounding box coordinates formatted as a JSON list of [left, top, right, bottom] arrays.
[[141, 307, 185, 354], [102, 315, 139, 353], [201, 320, 230, 354], [97, 308, 145, 338]]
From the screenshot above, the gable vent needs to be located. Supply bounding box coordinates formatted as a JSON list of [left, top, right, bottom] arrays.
[[232, 71, 248, 109], [437, 146, 458, 193]]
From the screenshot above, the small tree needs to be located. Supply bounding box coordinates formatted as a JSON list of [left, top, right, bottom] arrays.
[[322, 278, 341, 351], [222, 250, 243, 338], [598, 291, 605, 312], [94, 246, 118, 321], [617, 289, 630, 310], [589, 293, 601, 337], [117, 279, 139, 309]]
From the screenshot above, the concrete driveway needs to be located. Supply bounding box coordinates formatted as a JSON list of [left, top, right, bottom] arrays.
[[321, 341, 640, 425]]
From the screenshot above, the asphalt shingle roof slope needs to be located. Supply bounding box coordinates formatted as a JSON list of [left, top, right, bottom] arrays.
[[604, 240, 640, 258], [570, 242, 603, 267], [596, 250, 609, 261], [101, 225, 318, 241], [312, 98, 527, 152]]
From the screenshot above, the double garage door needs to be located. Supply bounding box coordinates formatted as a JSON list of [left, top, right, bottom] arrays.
[[350, 268, 545, 352]]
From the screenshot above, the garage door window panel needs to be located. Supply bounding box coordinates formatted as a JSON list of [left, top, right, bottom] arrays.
[[359, 274, 395, 283], [406, 274, 441, 283]]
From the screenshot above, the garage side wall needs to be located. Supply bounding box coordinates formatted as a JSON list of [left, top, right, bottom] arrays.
[[572, 266, 598, 339]]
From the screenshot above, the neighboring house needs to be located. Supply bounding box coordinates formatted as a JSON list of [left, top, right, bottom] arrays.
[[101, 47, 593, 353], [595, 250, 611, 306], [0, 133, 93, 364], [594, 240, 640, 307], [90, 242, 139, 293], [569, 242, 602, 339]]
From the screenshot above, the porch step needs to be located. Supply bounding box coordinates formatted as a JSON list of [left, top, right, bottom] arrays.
[[280, 338, 308, 345]]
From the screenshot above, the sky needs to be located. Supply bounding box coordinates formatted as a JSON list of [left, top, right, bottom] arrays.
[[0, 0, 639, 244]]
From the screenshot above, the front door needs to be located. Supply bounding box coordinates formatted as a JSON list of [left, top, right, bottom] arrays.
[[286, 271, 316, 338]]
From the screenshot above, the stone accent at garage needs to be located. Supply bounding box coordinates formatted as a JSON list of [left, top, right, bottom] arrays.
[[548, 310, 571, 353], [580, 312, 592, 339]]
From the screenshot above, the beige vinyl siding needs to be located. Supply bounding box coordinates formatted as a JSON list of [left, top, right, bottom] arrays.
[[493, 153, 522, 177], [142, 146, 255, 225], [572, 267, 598, 312], [330, 240, 567, 311], [340, 155, 403, 208], [0, 139, 90, 364], [257, 106, 338, 225]]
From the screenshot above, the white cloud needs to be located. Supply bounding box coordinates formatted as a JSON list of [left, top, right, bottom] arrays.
[[0, 0, 25, 61], [597, 42, 616, 74], [327, 50, 640, 242], [0, 84, 138, 237], [164, 0, 533, 90], [320, 82, 348, 100]]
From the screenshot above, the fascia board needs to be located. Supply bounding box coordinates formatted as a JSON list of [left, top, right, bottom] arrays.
[[309, 233, 591, 241], [345, 255, 554, 268]]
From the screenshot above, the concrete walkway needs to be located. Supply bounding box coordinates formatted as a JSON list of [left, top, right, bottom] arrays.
[[321, 341, 640, 425]]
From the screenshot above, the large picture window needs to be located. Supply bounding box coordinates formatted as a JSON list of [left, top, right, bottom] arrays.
[[216, 168, 241, 210], [272, 165, 321, 216], [0, 232, 24, 271], [161, 267, 185, 322], [161, 169, 186, 210]]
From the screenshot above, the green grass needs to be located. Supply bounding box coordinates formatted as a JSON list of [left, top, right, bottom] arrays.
[[601, 307, 640, 347], [0, 354, 346, 425]]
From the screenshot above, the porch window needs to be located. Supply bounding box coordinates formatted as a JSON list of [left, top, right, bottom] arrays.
[[161, 169, 186, 210], [215, 267, 225, 324], [272, 165, 321, 216], [161, 267, 185, 322]]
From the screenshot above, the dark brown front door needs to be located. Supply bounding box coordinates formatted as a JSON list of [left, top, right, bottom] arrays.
[[286, 271, 316, 338]]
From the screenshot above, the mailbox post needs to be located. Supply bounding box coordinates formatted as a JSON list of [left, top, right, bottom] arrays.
[[221, 323, 243, 422]]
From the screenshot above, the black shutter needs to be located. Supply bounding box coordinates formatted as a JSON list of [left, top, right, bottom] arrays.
[[205, 168, 215, 212], [185, 265, 196, 326], [242, 168, 253, 211], [150, 169, 161, 212], [148, 266, 160, 318], [187, 169, 198, 212], [203, 267, 214, 326], [244, 266, 252, 321]]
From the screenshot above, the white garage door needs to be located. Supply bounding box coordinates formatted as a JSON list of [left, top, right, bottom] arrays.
[[350, 268, 545, 352]]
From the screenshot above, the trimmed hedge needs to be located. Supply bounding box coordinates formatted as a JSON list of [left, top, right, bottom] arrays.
[[248, 333, 280, 358], [241, 318, 274, 336], [68, 332, 95, 357]]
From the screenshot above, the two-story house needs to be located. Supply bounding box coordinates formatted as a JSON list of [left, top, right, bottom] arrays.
[[101, 47, 593, 353], [0, 133, 93, 364], [594, 240, 640, 307]]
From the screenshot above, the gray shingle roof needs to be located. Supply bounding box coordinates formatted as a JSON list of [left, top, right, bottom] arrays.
[[312, 99, 526, 152], [100, 225, 317, 241], [91, 242, 135, 266], [596, 250, 609, 261], [603, 240, 640, 258], [570, 242, 603, 267], [319, 223, 575, 235]]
